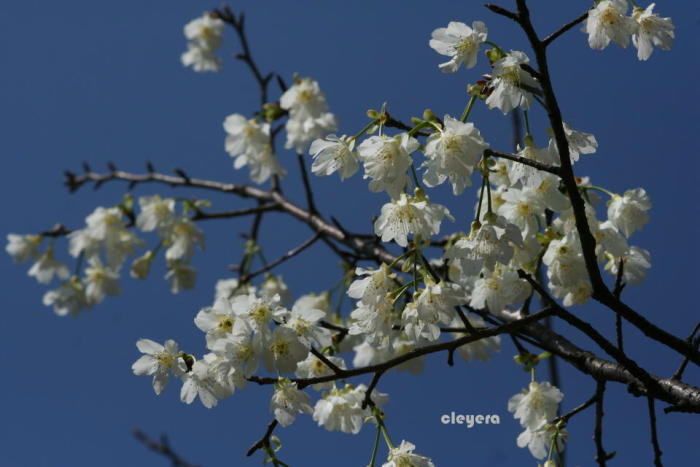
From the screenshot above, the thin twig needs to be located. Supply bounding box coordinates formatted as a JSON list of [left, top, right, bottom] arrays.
[[309, 347, 344, 376], [362, 370, 387, 409], [191, 203, 280, 221], [672, 321, 700, 381], [543, 11, 589, 47], [214, 7, 272, 107], [557, 388, 597, 424], [297, 152, 318, 213], [593, 381, 610, 466], [246, 419, 279, 457], [132, 429, 199, 467], [647, 396, 664, 466], [484, 149, 560, 175], [239, 232, 322, 281], [484, 4, 519, 21]]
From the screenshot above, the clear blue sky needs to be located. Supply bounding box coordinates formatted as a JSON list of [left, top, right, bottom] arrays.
[[1, 1, 698, 466]]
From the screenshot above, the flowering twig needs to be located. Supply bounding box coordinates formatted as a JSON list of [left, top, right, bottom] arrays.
[[248, 308, 556, 387], [63, 165, 700, 412], [488, 0, 700, 368]]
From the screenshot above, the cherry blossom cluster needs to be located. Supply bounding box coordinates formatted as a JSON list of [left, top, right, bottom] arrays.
[[6, 2, 677, 465], [132, 275, 436, 465], [181, 12, 226, 72], [586, 1, 674, 60], [7, 195, 206, 316], [508, 367, 566, 462]]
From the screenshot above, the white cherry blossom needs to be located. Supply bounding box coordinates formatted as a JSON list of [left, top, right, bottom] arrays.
[[309, 134, 359, 180], [508, 381, 564, 430], [262, 326, 309, 374], [295, 353, 347, 390], [429, 21, 488, 72], [421, 115, 489, 195], [357, 133, 419, 199], [374, 191, 453, 247], [312, 384, 387, 434], [584, 0, 637, 50], [270, 379, 313, 426], [165, 217, 205, 261], [6, 234, 42, 263], [136, 195, 175, 235], [470, 266, 530, 312], [485, 51, 539, 114], [607, 188, 651, 237], [280, 77, 337, 153], [165, 260, 196, 293], [383, 440, 435, 467], [180, 355, 231, 408], [42, 277, 89, 317], [195, 297, 248, 349], [632, 4, 674, 60], [347, 264, 395, 306], [28, 248, 70, 284], [83, 257, 120, 304], [132, 338, 186, 395]]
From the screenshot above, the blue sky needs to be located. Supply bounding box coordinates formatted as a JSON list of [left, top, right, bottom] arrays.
[[1, 1, 698, 466]]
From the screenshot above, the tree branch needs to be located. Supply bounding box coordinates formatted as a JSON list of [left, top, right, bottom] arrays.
[[248, 308, 556, 387]]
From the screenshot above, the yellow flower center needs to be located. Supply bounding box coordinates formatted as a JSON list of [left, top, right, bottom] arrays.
[[454, 37, 476, 55], [600, 7, 620, 26]]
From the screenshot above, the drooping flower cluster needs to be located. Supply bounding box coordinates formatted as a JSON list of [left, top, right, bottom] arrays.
[[181, 13, 226, 72], [223, 113, 286, 183], [7, 195, 212, 316], [280, 77, 338, 153], [508, 380, 566, 460], [584, 1, 674, 60], [383, 440, 435, 467]]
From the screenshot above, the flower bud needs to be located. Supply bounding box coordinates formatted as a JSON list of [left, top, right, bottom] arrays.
[[130, 251, 155, 279], [485, 47, 506, 64]]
